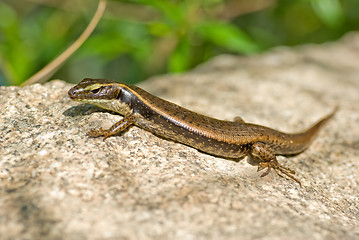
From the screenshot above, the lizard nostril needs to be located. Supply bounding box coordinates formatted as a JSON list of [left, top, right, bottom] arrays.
[[68, 88, 75, 98]]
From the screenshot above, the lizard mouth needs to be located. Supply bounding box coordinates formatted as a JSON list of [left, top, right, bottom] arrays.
[[68, 87, 78, 99]]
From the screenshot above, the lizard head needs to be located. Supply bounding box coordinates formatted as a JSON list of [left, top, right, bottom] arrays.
[[68, 78, 133, 115], [68, 78, 120, 100]]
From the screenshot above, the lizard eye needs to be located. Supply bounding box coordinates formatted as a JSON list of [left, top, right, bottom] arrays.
[[91, 88, 101, 94]]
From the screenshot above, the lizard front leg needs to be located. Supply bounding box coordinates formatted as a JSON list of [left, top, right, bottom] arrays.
[[88, 114, 136, 140], [251, 142, 301, 185]]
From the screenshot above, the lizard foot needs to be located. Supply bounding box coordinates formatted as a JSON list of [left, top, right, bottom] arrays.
[[257, 159, 301, 186]]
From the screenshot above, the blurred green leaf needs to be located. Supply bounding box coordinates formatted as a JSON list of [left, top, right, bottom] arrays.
[[80, 20, 150, 58], [149, 22, 172, 36], [0, 2, 17, 28], [196, 21, 261, 54], [0, 2, 34, 85], [169, 39, 191, 72], [134, 0, 183, 24], [310, 0, 345, 29]]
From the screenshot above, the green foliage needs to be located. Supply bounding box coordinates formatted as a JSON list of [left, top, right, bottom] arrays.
[[196, 21, 261, 54], [0, 0, 358, 86], [310, 0, 345, 29]]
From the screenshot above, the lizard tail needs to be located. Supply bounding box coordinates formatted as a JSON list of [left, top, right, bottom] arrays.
[[282, 106, 338, 155]]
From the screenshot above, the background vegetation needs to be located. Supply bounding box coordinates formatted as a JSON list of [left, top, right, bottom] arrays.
[[1, 0, 358, 86]]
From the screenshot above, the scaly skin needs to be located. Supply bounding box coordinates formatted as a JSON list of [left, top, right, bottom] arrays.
[[68, 78, 337, 185]]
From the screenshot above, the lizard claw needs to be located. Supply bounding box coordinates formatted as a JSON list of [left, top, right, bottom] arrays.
[[258, 159, 301, 186]]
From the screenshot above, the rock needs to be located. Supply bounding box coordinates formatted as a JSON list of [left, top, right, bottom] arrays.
[[1, 33, 359, 240]]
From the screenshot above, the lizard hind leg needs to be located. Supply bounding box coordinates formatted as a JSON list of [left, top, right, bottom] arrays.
[[233, 116, 245, 123], [251, 142, 301, 185]]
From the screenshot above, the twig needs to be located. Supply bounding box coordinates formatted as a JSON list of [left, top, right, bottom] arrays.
[[21, 0, 107, 86]]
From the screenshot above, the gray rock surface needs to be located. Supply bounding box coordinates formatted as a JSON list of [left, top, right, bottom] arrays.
[[1, 33, 359, 240]]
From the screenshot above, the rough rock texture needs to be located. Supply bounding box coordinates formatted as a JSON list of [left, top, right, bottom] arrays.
[[1, 33, 359, 240]]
